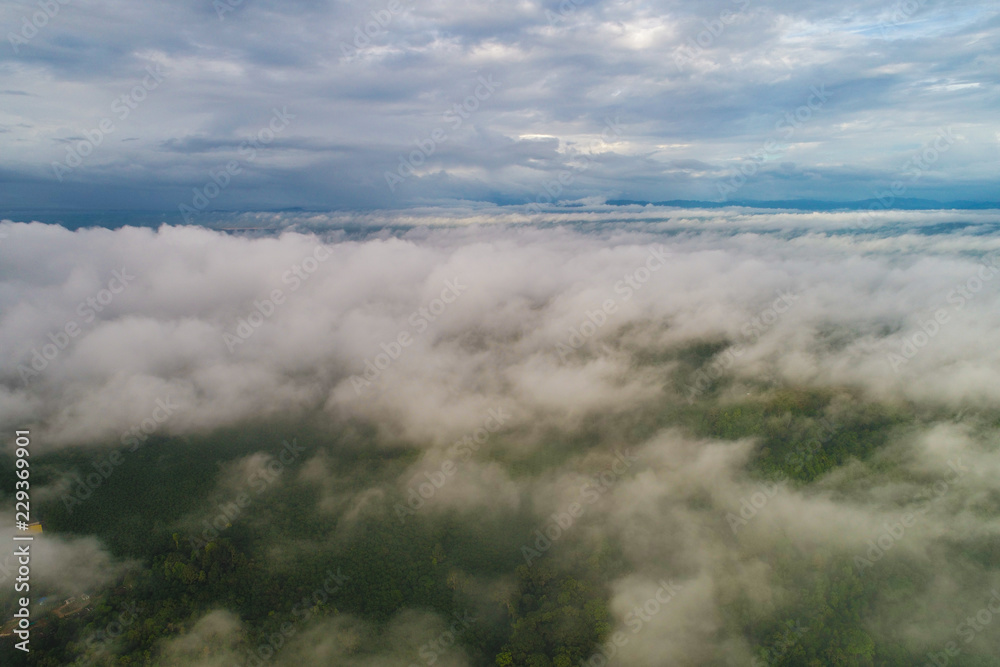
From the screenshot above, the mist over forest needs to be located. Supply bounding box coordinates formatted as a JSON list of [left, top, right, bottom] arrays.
[[1, 208, 999, 665]]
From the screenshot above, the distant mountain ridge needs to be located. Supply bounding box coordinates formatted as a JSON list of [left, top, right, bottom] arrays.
[[604, 198, 1000, 211]]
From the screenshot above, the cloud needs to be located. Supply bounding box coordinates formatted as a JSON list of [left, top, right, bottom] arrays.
[[0, 1, 997, 208], [4, 208, 1000, 664], [2, 208, 1000, 449], [0, 517, 131, 606], [157, 609, 244, 667]]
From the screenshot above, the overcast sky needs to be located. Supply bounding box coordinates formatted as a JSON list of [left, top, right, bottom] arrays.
[[0, 0, 997, 211]]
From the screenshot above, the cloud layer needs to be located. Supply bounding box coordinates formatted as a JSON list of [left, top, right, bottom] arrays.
[[2, 209, 1000, 664], [1, 0, 998, 209], [2, 208, 1000, 449]]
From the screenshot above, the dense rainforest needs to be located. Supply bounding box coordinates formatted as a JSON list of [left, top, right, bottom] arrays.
[[2, 369, 998, 666]]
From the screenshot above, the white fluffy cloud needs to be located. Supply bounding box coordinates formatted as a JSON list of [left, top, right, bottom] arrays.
[[7, 208, 996, 664], [2, 208, 999, 449]]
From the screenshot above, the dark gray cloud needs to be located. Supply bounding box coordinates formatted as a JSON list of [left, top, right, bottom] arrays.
[[0, 0, 997, 209]]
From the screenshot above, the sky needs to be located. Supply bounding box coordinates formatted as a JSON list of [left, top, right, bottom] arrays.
[[0, 0, 998, 212]]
